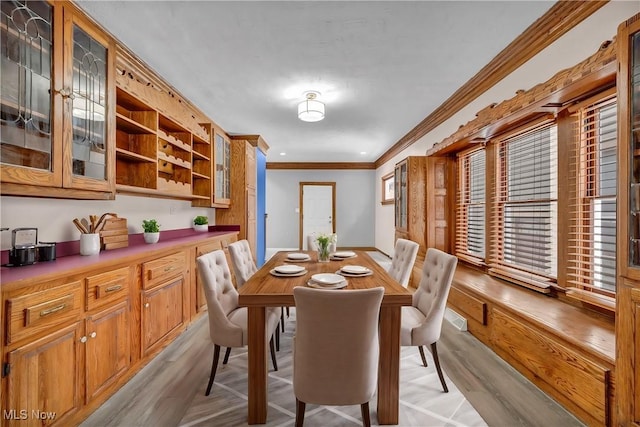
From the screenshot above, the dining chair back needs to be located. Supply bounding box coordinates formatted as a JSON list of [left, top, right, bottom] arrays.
[[228, 239, 257, 288], [400, 247, 457, 392], [197, 250, 280, 396], [387, 238, 419, 287], [293, 286, 384, 427]]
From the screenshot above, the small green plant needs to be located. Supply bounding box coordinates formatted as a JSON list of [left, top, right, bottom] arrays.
[[193, 215, 208, 226], [142, 219, 160, 233]]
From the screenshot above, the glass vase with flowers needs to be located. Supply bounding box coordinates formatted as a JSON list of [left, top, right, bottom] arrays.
[[315, 232, 336, 262]]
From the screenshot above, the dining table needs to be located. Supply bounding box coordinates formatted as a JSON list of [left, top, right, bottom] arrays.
[[237, 250, 412, 425]]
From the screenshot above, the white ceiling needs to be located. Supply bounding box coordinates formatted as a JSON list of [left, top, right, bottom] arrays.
[[77, 1, 554, 163]]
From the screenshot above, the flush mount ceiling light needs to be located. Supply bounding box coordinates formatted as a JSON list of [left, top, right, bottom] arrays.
[[298, 91, 325, 122]]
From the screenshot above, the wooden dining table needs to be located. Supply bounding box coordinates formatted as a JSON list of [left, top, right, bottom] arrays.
[[237, 250, 412, 425]]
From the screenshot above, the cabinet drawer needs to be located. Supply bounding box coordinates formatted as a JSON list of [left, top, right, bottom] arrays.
[[6, 282, 83, 345], [197, 240, 222, 257], [142, 252, 186, 289], [86, 266, 131, 311]]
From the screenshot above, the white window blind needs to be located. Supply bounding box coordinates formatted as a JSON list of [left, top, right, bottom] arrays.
[[490, 124, 558, 288], [567, 97, 617, 294], [456, 148, 485, 263]]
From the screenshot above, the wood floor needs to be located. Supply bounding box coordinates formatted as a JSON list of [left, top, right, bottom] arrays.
[[81, 309, 584, 427]]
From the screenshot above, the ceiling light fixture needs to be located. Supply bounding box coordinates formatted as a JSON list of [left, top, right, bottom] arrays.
[[298, 91, 325, 122]]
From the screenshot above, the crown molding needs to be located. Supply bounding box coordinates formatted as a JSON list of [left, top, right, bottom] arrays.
[[267, 162, 376, 170]]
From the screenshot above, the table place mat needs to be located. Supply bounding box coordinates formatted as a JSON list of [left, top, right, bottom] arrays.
[[336, 269, 373, 278], [269, 269, 308, 277], [330, 254, 357, 261], [284, 258, 310, 263]]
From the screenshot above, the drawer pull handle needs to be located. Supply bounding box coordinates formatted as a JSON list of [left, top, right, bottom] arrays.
[[144, 303, 150, 308], [164, 266, 175, 272], [105, 285, 122, 293], [80, 336, 87, 343], [40, 304, 66, 317], [90, 332, 97, 338]]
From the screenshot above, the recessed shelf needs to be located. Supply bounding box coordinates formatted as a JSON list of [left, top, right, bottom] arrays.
[[116, 147, 155, 163]]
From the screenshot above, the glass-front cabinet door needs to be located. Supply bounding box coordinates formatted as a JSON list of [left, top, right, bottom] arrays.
[[0, 1, 114, 196], [394, 159, 408, 231], [63, 10, 114, 192], [620, 15, 640, 279], [0, 0, 59, 186], [214, 131, 231, 207]]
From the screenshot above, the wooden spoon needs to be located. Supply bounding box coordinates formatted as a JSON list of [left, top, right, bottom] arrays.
[[73, 218, 89, 234]]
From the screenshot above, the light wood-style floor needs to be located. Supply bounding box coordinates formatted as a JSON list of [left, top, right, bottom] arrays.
[[81, 308, 584, 427]]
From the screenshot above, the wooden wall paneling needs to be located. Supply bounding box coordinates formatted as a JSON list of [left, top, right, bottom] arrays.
[[426, 156, 454, 252], [447, 286, 486, 325], [490, 308, 610, 426], [556, 110, 575, 289]]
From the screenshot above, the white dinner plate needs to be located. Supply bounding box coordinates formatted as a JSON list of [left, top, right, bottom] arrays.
[[310, 273, 345, 285], [307, 280, 348, 289], [333, 251, 356, 258], [274, 264, 306, 274], [341, 265, 370, 274], [287, 252, 311, 260]]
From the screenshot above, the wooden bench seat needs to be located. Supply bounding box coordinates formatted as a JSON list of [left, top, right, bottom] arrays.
[[447, 263, 615, 426]]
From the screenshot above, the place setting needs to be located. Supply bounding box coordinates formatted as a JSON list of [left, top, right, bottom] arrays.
[[270, 264, 308, 277], [330, 250, 357, 261], [284, 252, 311, 262], [306, 272, 348, 289], [336, 264, 373, 278]]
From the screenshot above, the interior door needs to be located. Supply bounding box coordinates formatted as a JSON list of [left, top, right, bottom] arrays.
[[300, 182, 335, 249]]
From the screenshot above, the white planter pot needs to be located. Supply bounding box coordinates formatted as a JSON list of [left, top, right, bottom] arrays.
[[144, 232, 160, 244], [193, 224, 208, 232]]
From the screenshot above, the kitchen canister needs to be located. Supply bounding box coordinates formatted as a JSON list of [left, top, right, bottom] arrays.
[[80, 233, 101, 256]]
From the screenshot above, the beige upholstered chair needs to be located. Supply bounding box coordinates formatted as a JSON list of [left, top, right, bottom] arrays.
[[228, 239, 257, 288], [196, 250, 280, 396], [387, 238, 420, 287], [293, 287, 384, 427], [401, 248, 458, 392]]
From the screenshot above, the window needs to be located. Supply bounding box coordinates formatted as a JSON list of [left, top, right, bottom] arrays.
[[456, 148, 486, 263], [490, 124, 558, 290], [567, 96, 617, 295]]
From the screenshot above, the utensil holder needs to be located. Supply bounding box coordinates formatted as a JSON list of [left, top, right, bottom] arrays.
[[80, 233, 100, 256]]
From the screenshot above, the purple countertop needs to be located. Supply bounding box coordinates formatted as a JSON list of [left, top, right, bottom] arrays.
[[1, 226, 239, 287]]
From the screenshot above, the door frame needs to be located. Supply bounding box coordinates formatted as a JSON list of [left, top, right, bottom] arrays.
[[299, 182, 336, 249]]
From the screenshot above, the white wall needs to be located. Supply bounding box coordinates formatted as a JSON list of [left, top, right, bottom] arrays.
[[0, 195, 213, 250], [374, 1, 639, 256], [266, 169, 375, 249]]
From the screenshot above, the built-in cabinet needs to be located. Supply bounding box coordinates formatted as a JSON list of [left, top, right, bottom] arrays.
[[213, 130, 231, 207], [0, 0, 115, 200], [394, 156, 427, 288], [217, 136, 268, 260], [616, 12, 640, 427], [1, 232, 237, 427]]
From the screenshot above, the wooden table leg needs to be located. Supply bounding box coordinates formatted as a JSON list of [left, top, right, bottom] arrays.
[[377, 305, 401, 424], [247, 306, 267, 424]]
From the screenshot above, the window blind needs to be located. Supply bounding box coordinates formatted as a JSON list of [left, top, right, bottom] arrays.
[[567, 96, 617, 294], [456, 148, 485, 263], [490, 124, 558, 288]]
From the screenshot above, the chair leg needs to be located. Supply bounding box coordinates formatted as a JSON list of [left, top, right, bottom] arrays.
[[281, 308, 285, 332], [295, 399, 306, 427], [431, 342, 448, 393], [270, 335, 278, 371], [360, 402, 371, 427], [205, 344, 221, 396], [276, 324, 280, 351], [222, 347, 232, 364], [418, 345, 428, 367], [286, 306, 290, 317]]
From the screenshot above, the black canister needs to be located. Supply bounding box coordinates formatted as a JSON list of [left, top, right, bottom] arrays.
[[9, 245, 37, 266], [37, 242, 57, 262]]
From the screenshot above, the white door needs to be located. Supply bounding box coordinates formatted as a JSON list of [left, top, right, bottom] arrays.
[[301, 184, 335, 249]]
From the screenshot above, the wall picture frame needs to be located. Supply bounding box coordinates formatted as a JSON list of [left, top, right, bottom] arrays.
[[381, 172, 394, 205]]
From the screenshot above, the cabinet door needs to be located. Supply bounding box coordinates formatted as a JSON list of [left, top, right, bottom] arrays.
[[141, 277, 184, 356], [214, 131, 231, 207], [85, 301, 130, 403], [5, 323, 82, 427], [247, 186, 257, 259], [0, 0, 61, 187], [62, 9, 114, 192]]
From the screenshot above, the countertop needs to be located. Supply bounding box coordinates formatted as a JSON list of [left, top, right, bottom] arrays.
[[1, 227, 239, 287]]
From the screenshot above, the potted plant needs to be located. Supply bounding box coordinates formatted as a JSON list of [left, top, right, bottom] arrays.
[[193, 215, 209, 232], [142, 219, 161, 244]]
